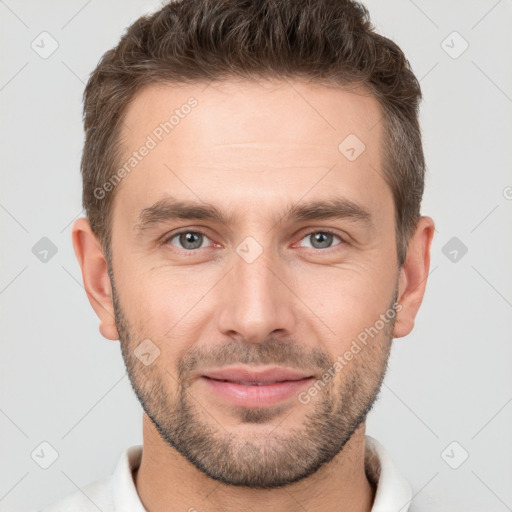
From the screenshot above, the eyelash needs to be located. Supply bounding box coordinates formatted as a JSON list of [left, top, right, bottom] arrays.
[[161, 228, 345, 252]]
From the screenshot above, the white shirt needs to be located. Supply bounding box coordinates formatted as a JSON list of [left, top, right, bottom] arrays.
[[32, 435, 412, 512]]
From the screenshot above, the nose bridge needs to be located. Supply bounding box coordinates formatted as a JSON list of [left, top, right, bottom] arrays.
[[216, 240, 296, 343]]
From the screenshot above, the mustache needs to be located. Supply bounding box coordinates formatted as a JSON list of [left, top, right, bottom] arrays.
[[176, 337, 333, 381]]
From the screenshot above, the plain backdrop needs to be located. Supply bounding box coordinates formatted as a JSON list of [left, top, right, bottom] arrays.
[[1, 1, 511, 511]]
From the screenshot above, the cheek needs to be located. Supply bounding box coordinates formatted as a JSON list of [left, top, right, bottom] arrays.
[[117, 268, 215, 358], [291, 261, 396, 353]]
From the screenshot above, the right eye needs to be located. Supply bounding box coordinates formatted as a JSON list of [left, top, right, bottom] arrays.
[[163, 230, 213, 251]]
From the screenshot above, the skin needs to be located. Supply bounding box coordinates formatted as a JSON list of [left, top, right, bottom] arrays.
[[72, 78, 435, 512]]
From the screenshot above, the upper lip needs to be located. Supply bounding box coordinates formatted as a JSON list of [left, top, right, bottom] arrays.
[[201, 366, 313, 384]]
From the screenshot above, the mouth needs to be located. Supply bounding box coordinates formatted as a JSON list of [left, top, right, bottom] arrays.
[[204, 378, 306, 385], [199, 366, 315, 408]]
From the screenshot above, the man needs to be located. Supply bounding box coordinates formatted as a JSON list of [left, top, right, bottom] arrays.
[[35, 0, 434, 510]]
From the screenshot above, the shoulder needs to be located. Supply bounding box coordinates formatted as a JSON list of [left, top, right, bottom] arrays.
[[28, 445, 143, 512]]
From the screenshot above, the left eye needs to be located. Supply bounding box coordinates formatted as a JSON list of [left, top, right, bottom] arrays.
[[298, 231, 343, 250], [167, 231, 211, 250]]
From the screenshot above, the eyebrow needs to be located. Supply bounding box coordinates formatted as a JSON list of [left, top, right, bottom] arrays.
[[134, 195, 373, 233]]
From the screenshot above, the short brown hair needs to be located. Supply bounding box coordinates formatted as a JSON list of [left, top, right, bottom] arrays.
[[82, 0, 425, 268]]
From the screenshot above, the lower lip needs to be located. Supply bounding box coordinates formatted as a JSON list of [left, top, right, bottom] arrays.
[[200, 376, 314, 408]]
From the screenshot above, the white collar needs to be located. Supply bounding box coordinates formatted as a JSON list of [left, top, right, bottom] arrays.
[[364, 435, 412, 511]]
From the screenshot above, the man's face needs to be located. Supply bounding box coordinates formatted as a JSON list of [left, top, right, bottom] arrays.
[[108, 79, 400, 488]]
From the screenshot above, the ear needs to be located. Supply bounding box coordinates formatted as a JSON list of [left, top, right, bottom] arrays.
[[71, 217, 119, 341], [393, 216, 435, 339]]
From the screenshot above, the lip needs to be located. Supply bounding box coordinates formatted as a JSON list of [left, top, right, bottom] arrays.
[[199, 366, 315, 408], [202, 366, 313, 384]]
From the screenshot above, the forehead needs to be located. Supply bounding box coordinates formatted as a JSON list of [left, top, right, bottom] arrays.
[[113, 78, 390, 225]]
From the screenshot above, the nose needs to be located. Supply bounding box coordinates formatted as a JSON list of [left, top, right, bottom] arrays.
[[216, 245, 298, 344]]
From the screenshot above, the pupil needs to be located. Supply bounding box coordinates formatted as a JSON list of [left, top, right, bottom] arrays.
[[181, 232, 202, 249], [313, 232, 331, 248]]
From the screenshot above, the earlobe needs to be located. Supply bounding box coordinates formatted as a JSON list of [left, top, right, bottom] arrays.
[[393, 216, 435, 339], [71, 218, 120, 341]]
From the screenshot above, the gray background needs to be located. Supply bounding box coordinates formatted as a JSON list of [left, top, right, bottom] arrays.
[[1, 1, 511, 511]]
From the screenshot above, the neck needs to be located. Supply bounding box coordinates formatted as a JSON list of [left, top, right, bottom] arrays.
[[133, 414, 376, 512]]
